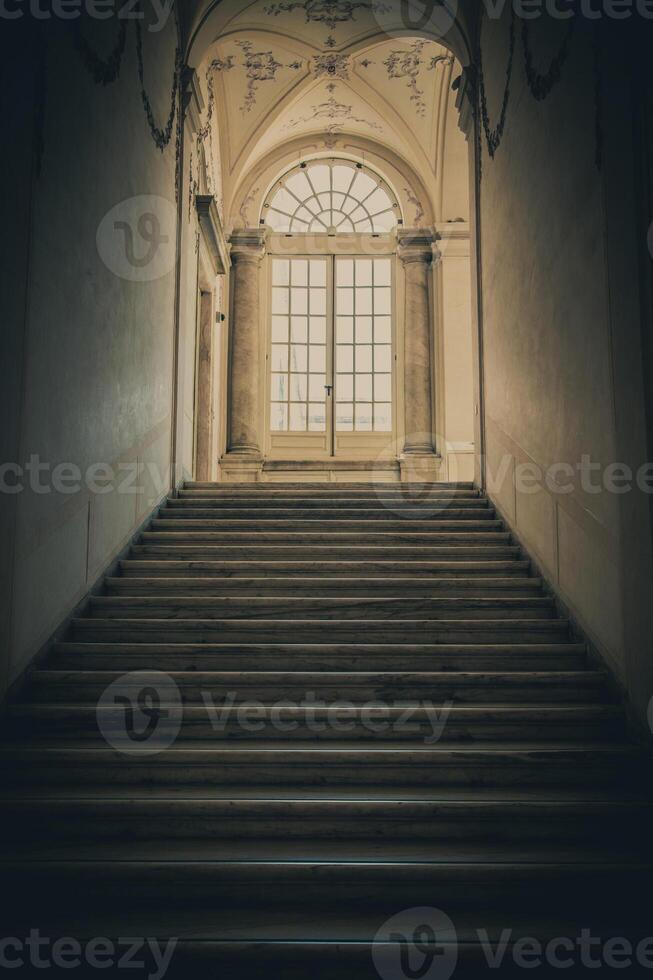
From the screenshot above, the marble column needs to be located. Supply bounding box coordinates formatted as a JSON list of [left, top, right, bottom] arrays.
[[226, 229, 266, 459], [398, 230, 440, 457]]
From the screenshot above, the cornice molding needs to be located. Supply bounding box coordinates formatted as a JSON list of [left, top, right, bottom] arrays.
[[196, 194, 229, 274], [181, 66, 205, 135]]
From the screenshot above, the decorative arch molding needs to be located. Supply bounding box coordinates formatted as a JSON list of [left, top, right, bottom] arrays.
[[185, 0, 475, 70], [228, 136, 434, 235]]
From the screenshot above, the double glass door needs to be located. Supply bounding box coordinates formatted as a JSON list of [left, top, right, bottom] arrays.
[[268, 253, 394, 458]]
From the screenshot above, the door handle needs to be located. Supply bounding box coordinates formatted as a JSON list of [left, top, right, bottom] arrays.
[[324, 385, 333, 396]]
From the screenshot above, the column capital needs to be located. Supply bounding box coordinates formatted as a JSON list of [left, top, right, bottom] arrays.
[[397, 228, 441, 266], [229, 228, 268, 263]]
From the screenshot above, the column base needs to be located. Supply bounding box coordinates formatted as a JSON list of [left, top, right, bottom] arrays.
[[399, 452, 443, 483], [219, 454, 264, 483]]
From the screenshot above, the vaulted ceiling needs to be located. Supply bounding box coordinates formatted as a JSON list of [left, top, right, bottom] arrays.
[[186, 0, 471, 230]]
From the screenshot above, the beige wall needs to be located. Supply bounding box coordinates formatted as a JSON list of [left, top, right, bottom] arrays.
[[1, 17, 180, 699], [474, 14, 653, 729]]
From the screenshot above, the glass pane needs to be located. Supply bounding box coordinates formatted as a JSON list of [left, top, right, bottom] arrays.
[[355, 288, 372, 315], [374, 259, 391, 286], [356, 345, 373, 372], [272, 187, 299, 214], [308, 403, 326, 432], [308, 375, 326, 400], [267, 210, 291, 232], [374, 403, 392, 431], [311, 165, 330, 193], [272, 288, 289, 314], [271, 345, 288, 371], [349, 171, 376, 199], [365, 187, 392, 214], [289, 403, 307, 431], [295, 207, 313, 224], [375, 316, 392, 343], [374, 288, 392, 314], [337, 346, 353, 372], [332, 165, 353, 193], [270, 402, 288, 431], [285, 171, 312, 199], [356, 374, 373, 402], [291, 316, 307, 343], [356, 260, 372, 286], [356, 316, 373, 343], [310, 317, 326, 343], [336, 317, 353, 343], [310, 260, 326, 286], [309, 345, 326, 373], [337, 288, 353, 315], [341, 196, 358, 215], [290, 345, 307, 372], [336, 404, 354, 431], [271, 373, 287, 401], [290, 374, 307, 401], [337, 260, 353, 286], [310, 289, 326, 315], [291, 289, 307, 315], [290, 218, 309, 232], [332, 192, 345, 210], [336, 374, 353, 401], [372, 210, 397, 232], [291, 260, 308, 286], [349, 206, 367, 225], [272, 316, 288, 342], [374, 345, 392, 372], [375, 373, 392, 402], [272, 260, 289, 286], [355, 403, 373, 431]]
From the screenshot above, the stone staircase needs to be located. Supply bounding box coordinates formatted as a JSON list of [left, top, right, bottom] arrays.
[[1, 482, 652, 977]]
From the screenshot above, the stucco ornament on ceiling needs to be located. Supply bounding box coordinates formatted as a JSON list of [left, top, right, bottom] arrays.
[[313, 52, 351, 80], [237, 40, 303, 112], [362, 41, 453, 117], [263, 0, 391, 33], [284, 95, 383, 134]]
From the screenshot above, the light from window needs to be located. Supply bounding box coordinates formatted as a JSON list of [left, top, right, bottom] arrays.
[[264, 161, 399, 234]]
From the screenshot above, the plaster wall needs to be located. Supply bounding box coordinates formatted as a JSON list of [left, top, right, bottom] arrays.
[[1, 16, 180, 698]]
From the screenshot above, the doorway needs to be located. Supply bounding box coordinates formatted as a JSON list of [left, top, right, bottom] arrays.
[[267, 251, 396, 460]]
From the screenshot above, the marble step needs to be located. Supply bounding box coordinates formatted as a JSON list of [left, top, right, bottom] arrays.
[[165, 498, 492, 511], [130, 543, 523, 559], [142, 529, 511, 544], [105, 576, 544, 598], [119, 559, 532, 578], [0, 742, 640, 787], [183, 482, 477, 493], [52, 641, 589, 672], [3, 703, 624, 742], [25, 669, 609, 704], [87, 596, 557, 621], [71, 617, 571, 643], [1, 789, 649, 841], [150, 521, 506, 537]]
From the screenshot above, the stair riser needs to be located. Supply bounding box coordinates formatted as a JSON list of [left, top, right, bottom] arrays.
[[142, 531, 511, 543], [154, 519, 502, 530], [0, 762, 638, 788], [5, 716, 624, 742], [28, 676, 607, 704], [88, 601, 556, 621], [131, 546, 523, 559], [165, 501, 492, 512], [2, 807, 646, 842], [119, 560, 532, 577], [53, 653, 588, 671], [105, 579, 544, 598], [72, 621, 569, 642]]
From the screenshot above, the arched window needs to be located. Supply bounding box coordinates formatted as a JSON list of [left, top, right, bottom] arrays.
[[263, 160, 401, 234]]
